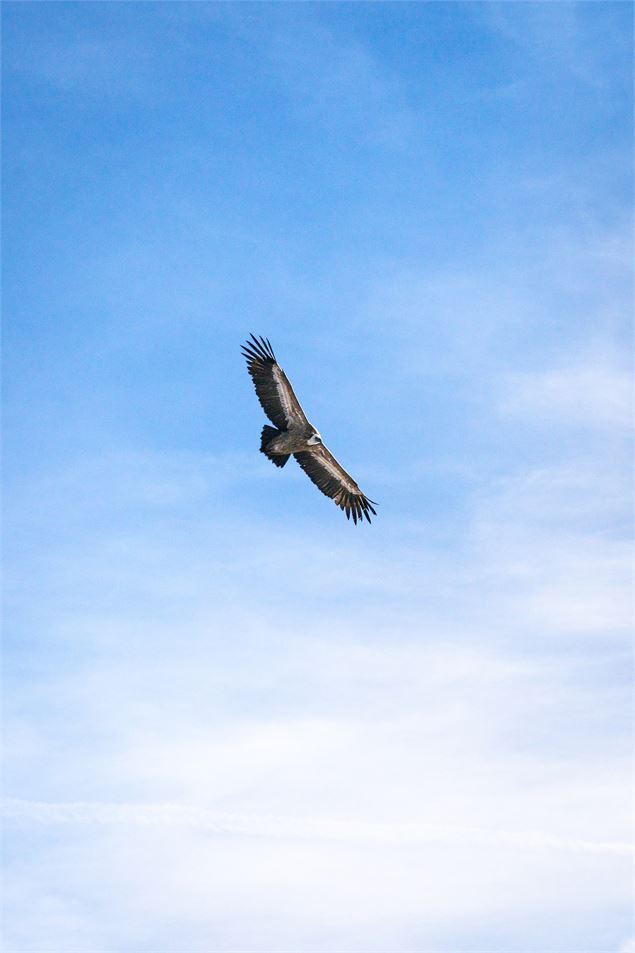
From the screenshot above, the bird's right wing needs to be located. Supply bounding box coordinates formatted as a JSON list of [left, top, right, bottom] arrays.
[[241, 334, 309, 431]]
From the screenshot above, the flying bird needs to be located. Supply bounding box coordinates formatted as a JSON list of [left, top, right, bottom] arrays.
[[241, 334, 377, 524]]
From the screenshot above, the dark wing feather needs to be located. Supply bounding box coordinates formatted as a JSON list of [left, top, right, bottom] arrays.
[[294, 444, 377, 525], [241, 334, 308, 431]]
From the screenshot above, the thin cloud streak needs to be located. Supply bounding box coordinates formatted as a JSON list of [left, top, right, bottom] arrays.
[[3, 3, 631, 950], [4, 798, 633, 857]]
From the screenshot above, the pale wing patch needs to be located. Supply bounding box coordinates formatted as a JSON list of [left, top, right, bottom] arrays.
[[318, 445, 360, 494], [293, 445, 377, 523], [272, 364, 308, 427]]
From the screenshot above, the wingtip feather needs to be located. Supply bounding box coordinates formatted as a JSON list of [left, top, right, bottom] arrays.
[[243, 334, 275, 364]]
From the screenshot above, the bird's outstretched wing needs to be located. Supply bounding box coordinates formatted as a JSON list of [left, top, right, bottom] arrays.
[[241, 334, 309, 431], [294, 444, 377, 524]]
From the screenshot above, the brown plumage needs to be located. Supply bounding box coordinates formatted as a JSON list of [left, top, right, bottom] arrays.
[[241, 334, 377, 524]]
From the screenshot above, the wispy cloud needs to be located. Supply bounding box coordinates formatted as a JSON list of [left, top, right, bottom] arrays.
[[480, 2, 632, 90], [5, 797, 632, 856], [3, 2, 631, 950], [219, 4, 417, 151], [499, 359, 632, 430]]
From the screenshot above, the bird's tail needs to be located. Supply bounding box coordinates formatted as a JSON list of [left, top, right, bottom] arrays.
[[260, 425, 290, 468]]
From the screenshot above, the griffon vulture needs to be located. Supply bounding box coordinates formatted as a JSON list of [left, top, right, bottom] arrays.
[[241, 334, 377, 524]]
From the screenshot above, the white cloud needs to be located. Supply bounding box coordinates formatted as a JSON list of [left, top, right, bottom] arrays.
[[499, 360, 632, 429], [4, 447, 631, 949], [4, 797, 632, 856], [480, 2, 629, 90], [4, 3, 631, 949], [469, 463, 632, 637], [4, 586, 632, 949]]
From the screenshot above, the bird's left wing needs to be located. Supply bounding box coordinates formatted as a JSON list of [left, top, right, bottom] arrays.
[[241, 334, 309, 431], [294, 444, 377, 524]]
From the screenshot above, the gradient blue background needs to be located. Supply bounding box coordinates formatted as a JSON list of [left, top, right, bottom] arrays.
[[3, 3, 633, 951]]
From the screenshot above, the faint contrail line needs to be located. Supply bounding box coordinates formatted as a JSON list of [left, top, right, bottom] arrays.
[[2, 797, 632, 856]]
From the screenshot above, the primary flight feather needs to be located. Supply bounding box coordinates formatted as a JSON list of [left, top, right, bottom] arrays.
[[241, 334, 377, 524]]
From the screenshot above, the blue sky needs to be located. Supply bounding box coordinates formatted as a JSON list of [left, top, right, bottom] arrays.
[[2, 3, 633, 951]]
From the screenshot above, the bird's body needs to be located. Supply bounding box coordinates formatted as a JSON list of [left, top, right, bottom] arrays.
[[264, 427, 316, 456], [241, 334, 377, 524]]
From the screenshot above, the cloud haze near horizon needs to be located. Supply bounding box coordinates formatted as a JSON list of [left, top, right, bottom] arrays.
[[2, 3, 633, 951]]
